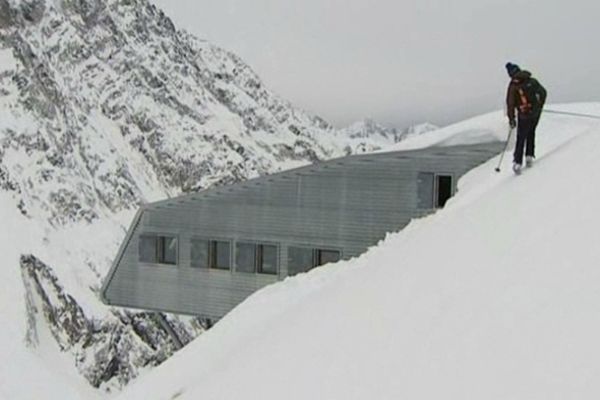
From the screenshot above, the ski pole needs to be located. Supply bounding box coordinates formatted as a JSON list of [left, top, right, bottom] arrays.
[[495, 126, 515, 173]]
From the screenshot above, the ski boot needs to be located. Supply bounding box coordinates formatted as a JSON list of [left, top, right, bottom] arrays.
[[525, 156, 534, 168], [513, 162, 522, 175]]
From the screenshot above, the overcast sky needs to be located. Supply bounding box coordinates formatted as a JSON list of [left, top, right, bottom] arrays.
[[152, 0, 600, 128]]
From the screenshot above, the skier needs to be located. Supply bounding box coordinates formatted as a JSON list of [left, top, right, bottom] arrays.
[[505, 62, 547, 173]]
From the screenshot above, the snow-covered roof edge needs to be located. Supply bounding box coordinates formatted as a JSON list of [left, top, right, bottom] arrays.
[[145, 140, 504, 210]]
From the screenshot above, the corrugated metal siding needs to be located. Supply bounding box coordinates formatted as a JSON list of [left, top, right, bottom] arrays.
[[103, 142, 504, 318], [417, 172, 435, 209]]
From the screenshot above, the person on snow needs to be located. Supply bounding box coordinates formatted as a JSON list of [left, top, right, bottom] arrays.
[[505, 62, 547, 173]]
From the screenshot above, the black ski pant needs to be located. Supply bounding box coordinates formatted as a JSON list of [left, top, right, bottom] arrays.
[[514, 115, 540, 165]]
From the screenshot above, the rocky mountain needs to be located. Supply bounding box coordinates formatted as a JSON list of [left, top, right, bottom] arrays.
[[0, 0, 420, 394], [340, 118, 438, 148], [340, 118, 397, 147], [1, 0, 356, 226], [399, 122, 439, 141]]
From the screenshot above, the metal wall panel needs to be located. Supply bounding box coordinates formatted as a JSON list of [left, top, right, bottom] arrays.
[[102, 142, 504, 319], [417, 172, 435, 209]]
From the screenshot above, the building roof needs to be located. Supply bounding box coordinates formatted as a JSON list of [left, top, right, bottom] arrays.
[[146, 139, 503, 211]]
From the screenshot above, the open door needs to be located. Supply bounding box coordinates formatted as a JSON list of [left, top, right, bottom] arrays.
[[435, 175, 452, 208]]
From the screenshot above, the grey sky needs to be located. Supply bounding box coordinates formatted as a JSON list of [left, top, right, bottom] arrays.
[[152, 0, 600, 128]]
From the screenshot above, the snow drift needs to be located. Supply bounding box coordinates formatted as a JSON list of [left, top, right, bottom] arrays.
[[118, 103, 600, 400]]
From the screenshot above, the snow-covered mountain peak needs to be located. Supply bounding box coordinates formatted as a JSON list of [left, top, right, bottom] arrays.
[[400, 121, 439, 138], [339, 117, 438, 153], [342, 117, 394, 138], [1, 0, 396, 226]]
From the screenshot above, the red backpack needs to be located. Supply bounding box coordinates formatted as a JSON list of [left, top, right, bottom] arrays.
[[516, 79, 542, 116]]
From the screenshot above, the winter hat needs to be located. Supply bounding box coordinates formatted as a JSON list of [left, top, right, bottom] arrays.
[[505, 62, 521, 77]]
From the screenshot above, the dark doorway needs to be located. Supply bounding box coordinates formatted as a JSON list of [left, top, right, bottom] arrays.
[[316, 249, 341, 266], [436, 175, 452, 208]]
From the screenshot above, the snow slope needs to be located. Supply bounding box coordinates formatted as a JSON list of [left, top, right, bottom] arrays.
[[0, 193, 100, 400], [117, 103, 600, 400]]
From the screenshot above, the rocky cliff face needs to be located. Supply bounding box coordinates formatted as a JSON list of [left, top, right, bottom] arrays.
[[0, 0, 412, 393], [21, 254, 200, 391], [0, 0, 365, 226]]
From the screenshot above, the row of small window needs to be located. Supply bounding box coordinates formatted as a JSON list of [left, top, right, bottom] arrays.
[[195, 240, 279, 275], [139, 235, 341, 276]]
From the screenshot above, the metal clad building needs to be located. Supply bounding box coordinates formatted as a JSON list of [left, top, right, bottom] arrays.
[[102, 141, 503, 319]]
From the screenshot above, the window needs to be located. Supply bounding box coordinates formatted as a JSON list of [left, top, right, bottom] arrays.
[[138, 235, 178, 265], [210, 240, 231, 270], [158, 236, 178, 264], [436, 175, 453, 208], [190, 239, 209, 268], [287, 247, 341, 276], [258, 244, 278, 275], [139, 236, 157, 263], [288, 247, 314, 277], [235, 242, 278, 275], [236, 242, 256, 273], [317, 249, 341, 266], [191, 239, 231, 270]]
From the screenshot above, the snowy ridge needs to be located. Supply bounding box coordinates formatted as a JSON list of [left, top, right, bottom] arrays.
[[117, 103, 600, 400], [384, 110, 509, 152]]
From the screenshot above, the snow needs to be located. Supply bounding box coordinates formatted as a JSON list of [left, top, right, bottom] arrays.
[[0, 48, 16, 70], [0, 194, 101, 400], [383, 110, 508, 151], [116, 103, 600, 400]]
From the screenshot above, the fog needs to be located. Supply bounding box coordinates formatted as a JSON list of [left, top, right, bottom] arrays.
[[152, 0, 600, 128]]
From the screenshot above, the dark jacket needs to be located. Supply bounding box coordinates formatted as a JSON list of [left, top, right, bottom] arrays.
[[506, 70, 547, 123]]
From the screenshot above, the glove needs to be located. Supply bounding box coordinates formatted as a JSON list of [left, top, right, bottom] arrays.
[[509, 119, 516, 129]]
